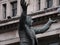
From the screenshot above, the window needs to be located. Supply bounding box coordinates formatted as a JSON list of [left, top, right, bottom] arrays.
[[38, 0, 40, 10], [47, 0, 53, 8], [3, 4, 6, 19], [11, 1, 17, 17]]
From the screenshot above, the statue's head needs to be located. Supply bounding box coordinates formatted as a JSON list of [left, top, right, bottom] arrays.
[[26, 16, 33, 26]]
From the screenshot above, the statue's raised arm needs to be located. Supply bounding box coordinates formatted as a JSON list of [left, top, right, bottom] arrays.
[[34, 18, 57, 34], [19, 0, 28, 30], [20, 0, 28, 11]]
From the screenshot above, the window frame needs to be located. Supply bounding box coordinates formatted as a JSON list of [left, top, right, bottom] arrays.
[[47, 0, 53, 8], [38, 0, 40, 10], [11, 1, 17, 17], [3, 4, 6, 19]]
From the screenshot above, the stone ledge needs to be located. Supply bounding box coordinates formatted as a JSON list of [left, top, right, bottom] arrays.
[[0, 6, 59, 24], [0, 29, 60, 45]]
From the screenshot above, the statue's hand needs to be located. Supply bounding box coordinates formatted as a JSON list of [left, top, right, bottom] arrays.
[[49, 18, 57, 23], [20, 0, 29, 11]]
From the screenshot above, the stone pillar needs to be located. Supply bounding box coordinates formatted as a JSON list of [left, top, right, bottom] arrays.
[[17, 0, 22, 17], [53, 0, 59, 7], [6, 1, 12, 19], [33, 0, 39, 11], [27, 0, 39, 14], [0, 2, 4, 20], [40, 0, 46, 10]]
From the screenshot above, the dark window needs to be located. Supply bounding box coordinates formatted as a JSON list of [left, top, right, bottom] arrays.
[[38, 0, 40, 10], [47, 0, 53, 8], [3, 4, 6, 19], [11, 1, 17, 17]]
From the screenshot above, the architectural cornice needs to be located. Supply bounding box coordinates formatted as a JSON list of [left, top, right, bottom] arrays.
[[0, 7, 59, 25], [28, 6, 59, 16], [0, 28, 59, 45], [0, 7, 60, 33]]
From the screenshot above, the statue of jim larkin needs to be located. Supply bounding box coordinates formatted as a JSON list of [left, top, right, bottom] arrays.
[[18, 0, 57, 45]]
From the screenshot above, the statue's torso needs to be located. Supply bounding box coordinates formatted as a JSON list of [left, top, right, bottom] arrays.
[[19, 28, 38, 45]]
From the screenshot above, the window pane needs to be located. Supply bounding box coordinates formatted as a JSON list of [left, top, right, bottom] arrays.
[[38, 0, 40, 10], [3, 4, 6, 19], [13, 9, 17, 16], [13, 2, 17, 9], [47, 0, 53, 8], [11, 1, 17, 17]]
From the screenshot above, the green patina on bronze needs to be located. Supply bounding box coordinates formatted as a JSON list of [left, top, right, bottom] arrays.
[[18, 0, 57, 45]]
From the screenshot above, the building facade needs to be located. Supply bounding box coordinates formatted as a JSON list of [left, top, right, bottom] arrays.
[[0, 0, 60, 45]]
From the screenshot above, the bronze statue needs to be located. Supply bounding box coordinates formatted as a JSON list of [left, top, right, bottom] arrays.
[[18, 0, 57, 45]]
